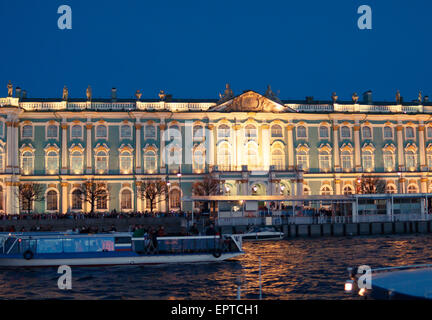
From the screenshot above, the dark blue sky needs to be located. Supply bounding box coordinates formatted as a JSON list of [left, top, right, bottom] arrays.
[[0, 0, 431, 102]]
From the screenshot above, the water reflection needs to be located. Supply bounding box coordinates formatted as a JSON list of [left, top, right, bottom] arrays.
[[0, 234, 431, 299]]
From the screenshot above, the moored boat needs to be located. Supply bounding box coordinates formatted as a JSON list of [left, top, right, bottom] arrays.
[[0, 232, 244, 267], [236, 226, 284, 241]]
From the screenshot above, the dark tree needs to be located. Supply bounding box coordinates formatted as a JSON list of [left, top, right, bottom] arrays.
[[358, 175, 387, 194], [191, 174, 221, 214], [18, 183, 45, 213], [80, 179, 110, 214], [137, 180, 169, 214]]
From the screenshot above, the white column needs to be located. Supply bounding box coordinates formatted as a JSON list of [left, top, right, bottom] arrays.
[[61, 182, 68, 214], [419, 123, 426, 171], [421, 177, 428, 193], [262, 124, 270, 171], [236, 125, 242, 169], [207, 124, 214, 170], [397, 123, 405, 171], [13, 122, 19, 174], [335, 179, 341, 195], [61, 122, 68, 174], [135, 123, 142, 174], [399, 177, 406, 194], [287, 124, 294, 170], [354, 123, 361, 172], [86, 123, 92, 174], [5, 121, 12, 173], [333, 124, 340, 172], [136, 182, 143, 212], [232, 125, 238, 170], [159, 124, 166, 173]]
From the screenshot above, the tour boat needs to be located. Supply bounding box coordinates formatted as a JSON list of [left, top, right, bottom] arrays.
[[237, 226, 284, 241], [0, 232, 244, 267], [344, 264, 432, 299]]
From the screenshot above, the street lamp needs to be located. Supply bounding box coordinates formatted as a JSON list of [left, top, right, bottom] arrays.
[[166, 175, 170, 214]]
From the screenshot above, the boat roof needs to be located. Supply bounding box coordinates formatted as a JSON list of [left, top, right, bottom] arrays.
[[0, 232, 132, 239], [372, 267, 432, 299]]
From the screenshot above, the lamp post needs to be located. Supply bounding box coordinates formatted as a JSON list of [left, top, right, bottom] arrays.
[[177, 167, 182, 213], [166, 175, 170, 214]]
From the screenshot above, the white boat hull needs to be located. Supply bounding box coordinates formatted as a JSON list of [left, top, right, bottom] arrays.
[[0, 252, 243, 267]]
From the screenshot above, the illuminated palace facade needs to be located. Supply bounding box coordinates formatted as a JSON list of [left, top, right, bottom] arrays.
[[1, 86, 432, 215]]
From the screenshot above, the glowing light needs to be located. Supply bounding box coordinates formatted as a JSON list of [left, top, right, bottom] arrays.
[[344, 280, 353, 292], [359, 287, 366, 296]]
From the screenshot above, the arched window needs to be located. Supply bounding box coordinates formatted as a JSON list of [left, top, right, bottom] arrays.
[[0, 149, 4, 172], [320, 186, 333, 196], [144, 150, 157, 173], [72, 189, 83, 210], [271, 149, 284, 170], [362, 150, 374, 171], [319, 126, 329, 138], [46, 151, 59, 174], [96, 125, 107, 138], [341, 150, 352, 171], [46, 190, 58, 211], [383, 150, 395, 171], [120, 125, 132, 138], [95, 151, 108, 174], [362, 126, 372, 139], [145, 125, 156, 138], [0, 186, 3, 211], [96, 190, 108, 210], [271, 125, 283, 138], [406, 127, 415, 139], [217, 143, 231, 170], [70, 151, 84, 174], [297, 126, 307, 138], [193, 149, 205, 171], [168, 125, 181, 140], [120, 189, 132, 210], [170, 189, 180, 209], [247, 144, 258, 170], [296, 150, 308, 170], [406, 150, 417, 169], [384, 126, 393, 139], [120, 151, 133, 174], [47, 125, 58, 138], [319, 150, 331, 172], [407, 184, 419, 194], [343, 185, 354, 195], [245, 125, 257, 139], [193, 125, 204, 140], [385, 184, 397, 194], [71, 125, 82, 138], [21, 151, 34, 175], [22, 125, 33, 138], [341, 126, 351, 138], [427, 127, 432, 139], [218, 124, 230, 138]]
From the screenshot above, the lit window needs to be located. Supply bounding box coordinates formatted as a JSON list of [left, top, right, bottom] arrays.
[[320, 186, 332, 196], [247, 144, 258, 170], [120, 189, 132, 210], [72, 189, 83, 210], [96, 190, 108, 210], [21, 151, 34, 175], [362, 150, 374, 171], [407, 184, 418, 194], [319, 150, 331, 172], [383, 151, 395, 171], [218, 125, 230, 138], [296, 150, 308, 170], [217, 143, 231, 171], [193, 149, 205, 171], [46, 151, 59, 174], [144, 150, 157, 173], [95, 151, 108, 174], [405, 150, 417, 169], [386, 184, 397, 194], [245, 125, 257, 139], [120, 151, 133, 174], [170, 189, 180, 209], [70, 151, 83, 174], [271, 149, 284, 170], [343, 185, 354, 195], [341, 150, 352, 171]]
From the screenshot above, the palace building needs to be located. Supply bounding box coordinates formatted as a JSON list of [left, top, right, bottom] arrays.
[[0, 83, 432, 215]]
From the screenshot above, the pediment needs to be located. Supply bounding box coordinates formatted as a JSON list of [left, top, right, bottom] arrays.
[[210, 91, 292, 113]]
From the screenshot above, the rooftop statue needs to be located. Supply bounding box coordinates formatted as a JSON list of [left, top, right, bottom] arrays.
[[86, 85, 92, 101], [396, 90, 401, 104], [264, 85, 281, 103], [159, 90, 166, 100], [7, 81, 13, 97], [352, 92, 359, 103], [331, 92, 338, 103], [218, 83, 234, 102], [62, 86, 69, 101], [135, 90, 142, 100], [418, 91, 423, 103]]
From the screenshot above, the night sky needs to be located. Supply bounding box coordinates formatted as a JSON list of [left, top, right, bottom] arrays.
[[0, 0, 431, 102]]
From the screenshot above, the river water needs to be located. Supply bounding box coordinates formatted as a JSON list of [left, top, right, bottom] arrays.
[[0, 234, 431, 300]]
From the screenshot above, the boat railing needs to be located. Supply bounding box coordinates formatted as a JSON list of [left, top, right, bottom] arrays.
[[370, 263, 432, 274]]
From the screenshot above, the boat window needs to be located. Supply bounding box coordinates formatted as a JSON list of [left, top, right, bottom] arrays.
[[89, 238, 114, 252], [20, 239, 37, 253], [63, 238, 89, 253], [37, 239, 63, 254]]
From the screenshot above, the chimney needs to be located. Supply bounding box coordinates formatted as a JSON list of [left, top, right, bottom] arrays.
[[111, 88, 117, 102], [16, 87, 21, 99], [22, 90, 27, 99], [363, 90, 372, 104], [306, 96, 313, 103], [425, 96, 429, 103]]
